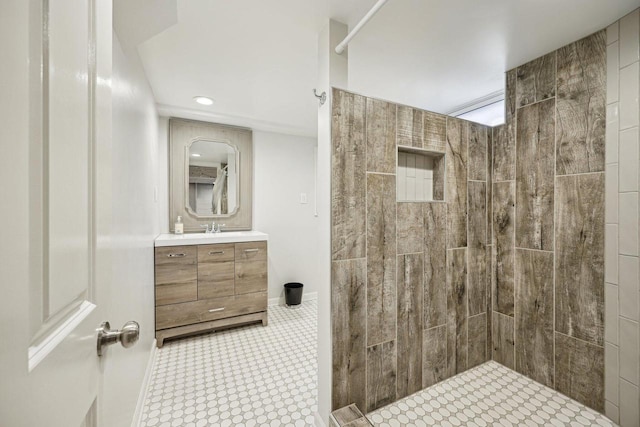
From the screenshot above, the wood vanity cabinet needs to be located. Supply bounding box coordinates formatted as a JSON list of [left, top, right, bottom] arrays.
[[154, 241, 268, 347]]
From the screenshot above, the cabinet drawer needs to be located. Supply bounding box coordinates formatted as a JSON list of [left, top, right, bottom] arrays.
[[155, 246, 197, 305], [156, 292, 267, 330], [235, 241, 267, 262], [198, 244, 235, 263]]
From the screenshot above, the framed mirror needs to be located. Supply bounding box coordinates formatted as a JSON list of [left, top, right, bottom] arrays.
[[170, 118, 253, 232], [186, 140, 238, 217]]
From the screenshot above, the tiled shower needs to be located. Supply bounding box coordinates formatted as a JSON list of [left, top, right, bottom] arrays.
[[331, 9, 640, 426], [331, 90, 491, 414], [492, 29, 606, 409]]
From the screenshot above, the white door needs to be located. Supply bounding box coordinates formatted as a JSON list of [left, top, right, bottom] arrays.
[[0, 1, 118, 425]]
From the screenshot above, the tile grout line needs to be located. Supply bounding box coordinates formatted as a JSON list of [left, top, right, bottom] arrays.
[[466, 120, 470, 371], [490, 129, 496, 360], [494, 310, 514, 320], [445, 116, 451, 379], [366, 171, 396, 176], [513, 66, 519, 371], [553, 48, 558, 391], [615, 22, 623, 412], [516, 95, 557, 110], [364, 96, 369, 412], [468, 312, 487, 320], [555, 330, 605, 349], [514, 247, 554, 254], [556, 171, 606, 178], [618, 314, 640, 323], [394, 103, 399, 406]]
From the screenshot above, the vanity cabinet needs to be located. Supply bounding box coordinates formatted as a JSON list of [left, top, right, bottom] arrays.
[[154, 240, 268, 347]]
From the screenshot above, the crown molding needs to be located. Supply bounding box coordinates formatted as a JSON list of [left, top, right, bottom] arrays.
[[445, 89, 505, 117], [155, 103, 317, 138]]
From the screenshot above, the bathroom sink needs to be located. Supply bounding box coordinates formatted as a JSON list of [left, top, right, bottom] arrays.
[[155, 230, 268, 247]]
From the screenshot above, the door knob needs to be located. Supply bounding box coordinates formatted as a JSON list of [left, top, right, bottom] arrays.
[[97, 321, 140, 356]]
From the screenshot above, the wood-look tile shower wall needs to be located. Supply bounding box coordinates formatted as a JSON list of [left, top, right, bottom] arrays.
[[491, 30, 606, 411], [331, 89, 492, 412]]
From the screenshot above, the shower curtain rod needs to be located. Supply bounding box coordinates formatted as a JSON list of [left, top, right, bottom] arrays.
[[335, 0, 391, 54]]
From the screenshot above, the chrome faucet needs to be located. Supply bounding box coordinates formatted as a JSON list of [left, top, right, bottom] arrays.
[[201, 222, 226, 233], [211, 222, 226, 233]]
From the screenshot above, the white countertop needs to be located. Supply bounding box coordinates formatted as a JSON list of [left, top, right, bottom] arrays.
[[155, 230, 268, 247]]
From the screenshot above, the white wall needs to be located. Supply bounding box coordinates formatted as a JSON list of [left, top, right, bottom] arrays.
[[316, 20, 348, 425], [103, 33, 160, 426], [253, 131, 318, 301]]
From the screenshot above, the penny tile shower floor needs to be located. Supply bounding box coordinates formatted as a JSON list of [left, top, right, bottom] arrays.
[[368, 361, 616, 427], [139, 300, 317, 427]]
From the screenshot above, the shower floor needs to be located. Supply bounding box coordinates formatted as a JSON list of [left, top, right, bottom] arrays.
[[367, 361, 616, 427]]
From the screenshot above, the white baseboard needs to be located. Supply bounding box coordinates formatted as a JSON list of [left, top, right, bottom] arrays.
[[268, 291, 318, 307], [314, 411, 328, 427], [131, 339, 157, 427]]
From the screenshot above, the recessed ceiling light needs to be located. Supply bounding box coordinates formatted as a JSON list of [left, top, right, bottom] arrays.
[[193, 96, 214, 106], [191, 153, 201, 157]]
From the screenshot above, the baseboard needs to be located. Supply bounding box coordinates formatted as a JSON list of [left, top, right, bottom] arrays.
[[268, 291, 318, 307], [131, 339, 157, 427], [314, 411, 327, 427], [303, 291, 318, 302]]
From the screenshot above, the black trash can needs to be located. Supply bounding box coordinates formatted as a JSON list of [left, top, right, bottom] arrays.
[[284, 282, 304, 307]]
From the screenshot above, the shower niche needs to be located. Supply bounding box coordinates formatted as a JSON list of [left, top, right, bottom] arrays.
[[397, 146, 445, 202]]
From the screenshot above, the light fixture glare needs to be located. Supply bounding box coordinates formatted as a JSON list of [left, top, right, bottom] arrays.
[[193, 96, 214, 106]]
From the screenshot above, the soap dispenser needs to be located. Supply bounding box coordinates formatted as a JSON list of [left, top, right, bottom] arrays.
[[174, 216, 184, 235]]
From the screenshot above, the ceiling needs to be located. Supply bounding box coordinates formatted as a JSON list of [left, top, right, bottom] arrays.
[[190, 140, 235, 165], [114, 0, 639, 136]]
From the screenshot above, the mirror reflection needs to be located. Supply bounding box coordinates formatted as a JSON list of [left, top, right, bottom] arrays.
[[187, 140, 238, 216]]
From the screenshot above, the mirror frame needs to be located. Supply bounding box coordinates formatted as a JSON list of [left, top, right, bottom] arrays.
[[169, 118, 253, 232], [184, 139, 240, 218]]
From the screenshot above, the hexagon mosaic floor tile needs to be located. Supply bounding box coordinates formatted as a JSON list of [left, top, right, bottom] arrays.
[[367, 361, 617, 427], [139, 300, 317, 427]]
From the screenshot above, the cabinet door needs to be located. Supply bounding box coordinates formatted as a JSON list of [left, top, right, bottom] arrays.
[[155, 246, 197, 305], [197, 244, 235, 299], [156, 292, 267, 330], [235, 242, 268, 295]]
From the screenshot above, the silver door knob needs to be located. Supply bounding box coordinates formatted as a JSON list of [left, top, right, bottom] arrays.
[[97, 321, 140, 356]]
